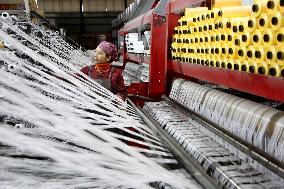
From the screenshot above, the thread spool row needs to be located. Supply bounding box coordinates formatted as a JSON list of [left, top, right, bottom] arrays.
[[172, 3, 284, 77]]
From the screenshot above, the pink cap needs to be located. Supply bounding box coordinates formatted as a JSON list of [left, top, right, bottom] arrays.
[[97, 41, 118, 61]]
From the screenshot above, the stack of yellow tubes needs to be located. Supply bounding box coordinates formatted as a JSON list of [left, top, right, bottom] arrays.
[[170, 0, 284, 77]]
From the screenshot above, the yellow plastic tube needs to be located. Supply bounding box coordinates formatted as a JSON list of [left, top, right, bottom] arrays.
[[228, 46, 238, 59], [252, 0, 268, 17], [220, 31, 228, 45], [221, 18, 230, 30], [266, 0, 281, 14], [257, 61, 270, 75], [214, 45, 221, 56], [229, 17, 249, 33], [237, 46, 247, 60], [210, 8, 221, 20], [227, 31, 234, 45], [276, 27, 284, 45], [215, 58, 222, 68], [258, 13, 271, 31], [185, 16, 196, 27], [203, 23, 209, 33], [262, 28, 276, 45], [247, 45, 255, 59], [226, 59, 234, 70], [221, 45, 229, 58], [269, 63, 284, 77], [246, 16, 258, 32], [254, 46, 266, 61], [270, 12, 284, 30], [276, 45, 284, 63], [212, 0, 242, 8], [241, 61, 250, 72], [218, 6, 252, 18], [233, 59, 242, 71], [252, 29, 262, 45], [265, 45, 277, 62], [209, 32, 216, 44], [208, 57, 216, 67], [185, 7, 208, 17], [248, 60, 259, 74], [215, 33, 221, 44], [234, 34, 242, 46], [241, 31, 252, 46]]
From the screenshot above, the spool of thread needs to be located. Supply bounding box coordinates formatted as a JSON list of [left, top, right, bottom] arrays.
[[214, 19, 222, 30], [204, 33, 210, 43], [1, 12, 13, 23], [269, 63, 284, 77], [219, 58, 226, 68], [185, 7, 208, 17], [238, 20, 246, 33], [212, 0, 242, 8], [199, 34, 205, 44], [203, 24, 209, 32], [257, 61, 270, 75], [227, 31, 234, 44], [215, 58, 222, 67], [258, 13, 271, 31], [226, 59, 234, 70], [237, 46, 247, 60], [220, 31, 228, 45], [252, 29, 262, 45], [185, 17, 195, 27], [276, 45, 284, 63], [214, 45, 221, 56], [241, 31, 252, 46], [246, 16, 258, 32], [281, 0, 284, 12], [210, 47, 215, 55], [248, 61, 259, 74], [210, 33, 216, 43], [265, 45, 277, 62], [234, 34, 242, 46], [221, 45, 230, 58], [221, 18, 230, 30], [228, 46, 238, 59], [266, 0, 280, 14], [209, 57, 216, 67], [276, 27, 284, 45], [241, 61, 250, 72], [247, 45, 255, 59], [233, 59, 242, 71], [262, 29, 276, 45], [254, 46, 265, 61], [270, 12, 284, 30], [215, 34, 221, 44], [195, 14, 203, 23], [210, 8, 221, 20], [252, 0, 268, 17], [218, 6, 252, 18], [229, 17, 249, 33]]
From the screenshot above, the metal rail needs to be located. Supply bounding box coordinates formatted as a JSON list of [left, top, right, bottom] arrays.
[[162, 95, 284, 180], [127, 97, 220, 189]]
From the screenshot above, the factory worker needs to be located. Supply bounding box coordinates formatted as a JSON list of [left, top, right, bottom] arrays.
[[80, 41, 127, 101]]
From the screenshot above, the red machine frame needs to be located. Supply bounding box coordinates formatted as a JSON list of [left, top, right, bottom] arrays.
[[119, 0, 284, 103]]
